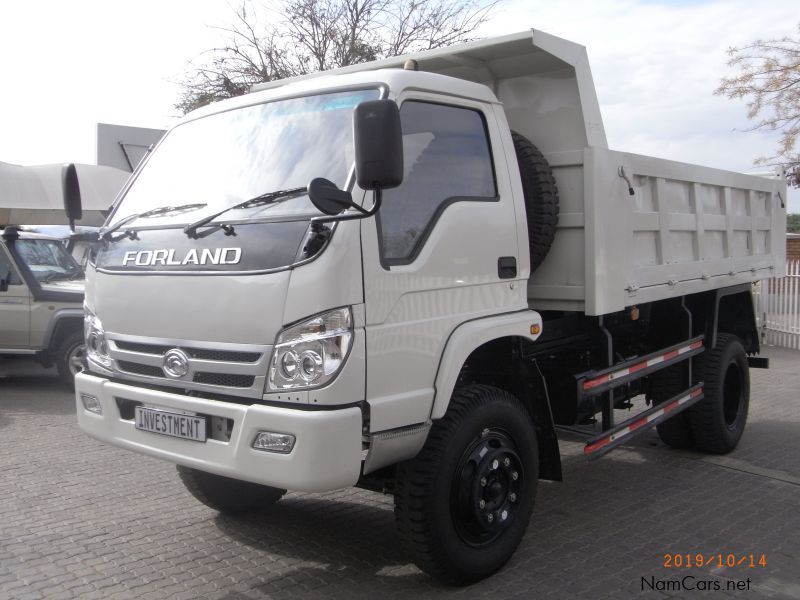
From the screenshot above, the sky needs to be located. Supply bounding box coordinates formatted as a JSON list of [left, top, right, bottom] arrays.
[[0, 0, 797, 212]]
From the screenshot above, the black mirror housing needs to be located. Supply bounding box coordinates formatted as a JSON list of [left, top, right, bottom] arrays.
[[61, 163, 83, 230], [307, 178, 354, 215], [354, 100, 403, 191]]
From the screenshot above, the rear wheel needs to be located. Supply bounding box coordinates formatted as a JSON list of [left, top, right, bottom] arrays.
[[394, 385, 538, 585], [650, 365, 694, 449], [690, 334, 749, 454], [177, 466, 286, 514]]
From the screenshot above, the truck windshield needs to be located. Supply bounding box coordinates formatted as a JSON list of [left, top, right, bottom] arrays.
[[108, 88, 380, 229], [16, 239, 84, 283]]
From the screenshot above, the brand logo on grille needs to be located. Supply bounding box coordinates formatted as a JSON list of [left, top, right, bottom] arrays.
[[122, 248, 242, 266], [162, 348, 190, 378]]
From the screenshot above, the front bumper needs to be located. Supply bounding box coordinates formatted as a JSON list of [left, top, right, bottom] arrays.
[[75, 372, 363, 493]]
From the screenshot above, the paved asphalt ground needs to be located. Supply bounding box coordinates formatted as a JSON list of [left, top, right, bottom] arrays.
[[1, 347, 799, 600]]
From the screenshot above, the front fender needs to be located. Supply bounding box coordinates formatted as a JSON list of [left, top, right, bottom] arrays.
[[40, 308, 84, 350], [430, 310, 542, 419]]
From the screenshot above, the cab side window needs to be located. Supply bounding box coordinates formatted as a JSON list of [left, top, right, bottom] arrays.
[[377, 101, 497, 265], [0, 247, 21, 286]]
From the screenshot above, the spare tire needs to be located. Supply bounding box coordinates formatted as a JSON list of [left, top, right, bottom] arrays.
[[511, 132, 559, 272]]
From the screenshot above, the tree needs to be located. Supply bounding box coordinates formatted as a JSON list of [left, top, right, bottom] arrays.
[[788, 213, 800, 234], [716, 24, 800, 187], [177, 0, 498, 114]]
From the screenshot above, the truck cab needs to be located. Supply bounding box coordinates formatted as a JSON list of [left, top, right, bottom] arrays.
[[1, 226, 86, 385], [76, 67, 525, 482]]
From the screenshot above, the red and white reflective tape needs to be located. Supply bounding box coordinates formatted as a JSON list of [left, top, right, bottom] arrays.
[[584, 387, 703, 455], [583, 340, 703, 391]]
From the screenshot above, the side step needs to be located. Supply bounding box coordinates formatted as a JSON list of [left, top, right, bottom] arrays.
[[577, 336, 704, 399], [583, 383, 704, 461]]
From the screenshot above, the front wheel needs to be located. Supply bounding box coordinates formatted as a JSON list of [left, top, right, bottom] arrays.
[[393, 385, 538, 585], [56, 331, 85, 389]]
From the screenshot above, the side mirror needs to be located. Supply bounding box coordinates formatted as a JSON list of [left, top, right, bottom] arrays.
[[354, 100, 403, 191], [61, 163, 83, 232], [307, 178, 355, 216], [0, 271, 11, 292]]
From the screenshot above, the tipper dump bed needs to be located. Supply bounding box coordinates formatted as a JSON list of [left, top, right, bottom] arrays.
[[253, 29, 787, 316]]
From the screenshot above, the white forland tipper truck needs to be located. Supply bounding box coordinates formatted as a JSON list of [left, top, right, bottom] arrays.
[[75, 30, 786, 583]]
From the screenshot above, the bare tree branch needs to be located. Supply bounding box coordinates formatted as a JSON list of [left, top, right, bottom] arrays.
[[717, 23, 800, 186], [176, 0, 498, 113]]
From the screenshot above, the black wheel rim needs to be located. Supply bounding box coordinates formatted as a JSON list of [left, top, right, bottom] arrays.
[[450, 428, 523, 547], [722, 362, 743, 428]]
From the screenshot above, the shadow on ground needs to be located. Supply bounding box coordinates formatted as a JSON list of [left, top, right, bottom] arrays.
[[201, 430, 800, 599], [0, 359, 75, 416]]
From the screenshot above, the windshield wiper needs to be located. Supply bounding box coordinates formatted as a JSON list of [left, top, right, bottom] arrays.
[[100, 203, 207, 241], [42, 272, 71, 283], [184, 187, 307, 238]]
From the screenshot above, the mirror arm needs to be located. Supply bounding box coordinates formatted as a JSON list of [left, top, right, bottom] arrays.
[[310, 188, 382, 229]]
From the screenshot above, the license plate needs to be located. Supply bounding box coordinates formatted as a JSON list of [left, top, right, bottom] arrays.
[[134, 406, 207, 442]]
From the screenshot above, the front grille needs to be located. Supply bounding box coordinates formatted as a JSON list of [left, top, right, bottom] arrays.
[[117, 361, 255, 388], [189, 349, 261, 362], [108, 334, 269, 398], [118, 361, 163, 377], [115, 341, 172, 355], [114, 341, 260, 362], [192, 373, 255, 388]]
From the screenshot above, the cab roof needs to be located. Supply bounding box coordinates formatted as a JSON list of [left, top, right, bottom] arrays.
[[178, 29, 607, 157], [180, 68, 500, 126]]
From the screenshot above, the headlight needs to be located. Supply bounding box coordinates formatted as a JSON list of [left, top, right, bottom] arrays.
[[84, 311, 112, 369], [267, 307, 353, 391]]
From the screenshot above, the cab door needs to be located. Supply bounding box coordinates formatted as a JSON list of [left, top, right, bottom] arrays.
[[360, 95, 525, 433], [0, 244, 31, 347]]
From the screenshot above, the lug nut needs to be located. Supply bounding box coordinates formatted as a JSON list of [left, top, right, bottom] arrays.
[[501, 510, 508, 521], [509, 492, 517, 502], [480, 477, 487, 487], [503, 457, 511, 467], [511, 471, 519, 481], [487, 513, 494, 523], [479, 499, 486, 509], [491, 459, 499, 470]]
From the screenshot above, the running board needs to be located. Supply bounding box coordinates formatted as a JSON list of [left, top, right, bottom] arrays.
[[577, 336, 704, 399], [583, 383, 704, 461]]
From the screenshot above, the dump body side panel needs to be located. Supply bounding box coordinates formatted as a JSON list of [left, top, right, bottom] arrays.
[[528, 147, 787, 315]]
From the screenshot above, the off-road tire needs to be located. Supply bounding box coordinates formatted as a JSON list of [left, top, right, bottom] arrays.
[[394, 385, 538, 585], [511, 132, 559, 272], [650, 364, 694, 449], [176, 466, 286, 514], [56, 330, 85, 389], [689, 334, 750, 454]]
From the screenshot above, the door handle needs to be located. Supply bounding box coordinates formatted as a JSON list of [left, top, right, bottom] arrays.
[[497, 257, 517, 279]]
